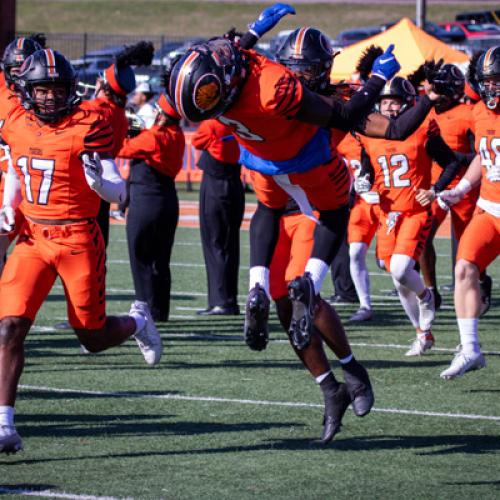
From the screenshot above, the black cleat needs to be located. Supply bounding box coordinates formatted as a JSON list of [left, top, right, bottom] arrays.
[[244, 284, 270, 351], [479, 274, 492, 317], [288, 273, 316, 350], [342, 361, 374, 417], [320, 383, 350, 444]]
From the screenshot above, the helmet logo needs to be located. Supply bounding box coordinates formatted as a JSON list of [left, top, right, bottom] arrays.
[[193, 73, 221, 112]]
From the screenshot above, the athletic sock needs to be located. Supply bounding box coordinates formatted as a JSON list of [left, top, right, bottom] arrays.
[[305, 258, 329, 295], [249, 266, 270, 297], [339, 353, 354, 365], [349, 242, 372, 310], [0, 406, 14, 427], [457, 318, 480, 355]]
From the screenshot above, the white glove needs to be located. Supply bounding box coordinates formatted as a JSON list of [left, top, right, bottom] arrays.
[[82, 152, 103, 190], [486, 164, 500, 183], [438, 188, 464, 208], [354, 173, 372, 194], [0, 206, 15, 234], [436, 194, 451, 212]]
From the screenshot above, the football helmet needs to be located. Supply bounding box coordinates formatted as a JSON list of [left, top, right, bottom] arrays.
[[168, 37, 247, 122], [1, 37, 42, 88], [375, 76, 416, 116], [17, 49, 78, 122], [432, 64, 465, 112], [476, 45, 500, 110], [276, 27, 334, 93]]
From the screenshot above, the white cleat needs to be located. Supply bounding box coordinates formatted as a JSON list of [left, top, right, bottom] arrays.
[[418, 288, 435, 332], [349, 307, 373, 322], [405, 332, 435, 356], [0, 425, 23, 454], [440, 351, 486, 380], [130, 301, 163, 366]]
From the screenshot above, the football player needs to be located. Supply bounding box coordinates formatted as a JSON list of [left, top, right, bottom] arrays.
[[0, 36, 43, 274], [355, 76, 463, 356], [0, 49, 162, 454], [167, 29, 442, 362], [417, 63, 492, 315], [438, 46, 500, 379]]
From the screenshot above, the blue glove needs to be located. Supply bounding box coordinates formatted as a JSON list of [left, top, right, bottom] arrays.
[[248, 3, 296, 38], [220, 135, 236, 142], [371, 44, 401, 81]]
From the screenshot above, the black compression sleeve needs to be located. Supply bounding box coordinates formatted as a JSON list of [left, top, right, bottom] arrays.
[[295, 75, 386, 129], [239, 32, 259, 50], [360, 146, 375, 184], [327, 75, 386, 130], [425, 135, 462, 192], [384, 95, 434, 140]]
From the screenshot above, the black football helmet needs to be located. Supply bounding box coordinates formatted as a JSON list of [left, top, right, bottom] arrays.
[[1, 37, 42, 88], [476, 45, 500, 110], [17, 49, 79, 122], [276, 27, 334, 94], [432, 63, 465, 113], [167, 37, 247, 122], [376, 76, 416, 116]]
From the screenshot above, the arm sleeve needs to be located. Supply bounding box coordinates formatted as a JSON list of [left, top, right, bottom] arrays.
[[117, 130, 156, 159], [2, 161, 22, 209], [91, 158, 126, 203], [295, 75, 386, 129], [239, 32, 259, 50], [425, 135, 462, 192], [360, 146, 375, 184], [383, 95, 434, 140]]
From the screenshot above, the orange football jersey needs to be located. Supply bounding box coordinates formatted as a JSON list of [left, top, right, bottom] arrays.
[[218, 51, 318, 161], [81, 97, 128, 158], [118, 123, 185, 178], [1, 105, 114, 220], [0, 85, 21, 174], [429, 104, 474, 187], [336, 131, 362, 174], [472, 101, 500, 204], [362, 122, 432, 213]]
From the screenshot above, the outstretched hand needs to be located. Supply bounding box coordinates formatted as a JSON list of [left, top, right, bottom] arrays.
[[248, 3, 296, 38], [371, 44, 401, 81]]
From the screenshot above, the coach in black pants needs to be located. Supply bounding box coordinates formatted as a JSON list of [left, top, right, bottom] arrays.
[[192, 120, 244, 315], [118, 95, 185, 322]]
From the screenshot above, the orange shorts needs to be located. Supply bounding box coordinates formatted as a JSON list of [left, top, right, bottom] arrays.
[[269, 212, 316, 300], [456, 210, 500, 272], [250, 158, 350, 211], [348, 197, 380, 245], [377, 210, 432, 270], [0, 219, 106, 329], [432, 186, 479, 240]]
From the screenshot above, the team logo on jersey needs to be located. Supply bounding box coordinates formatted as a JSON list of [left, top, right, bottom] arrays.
[[193, 74, 221, 112]]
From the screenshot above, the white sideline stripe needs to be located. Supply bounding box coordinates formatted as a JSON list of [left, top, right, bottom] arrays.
[[0, 487, 130, 500], [18, 384, 500, 422]]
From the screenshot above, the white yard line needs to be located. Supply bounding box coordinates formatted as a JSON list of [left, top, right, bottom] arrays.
[[18, 384, 500, 422], [0, 487, 131, 500]]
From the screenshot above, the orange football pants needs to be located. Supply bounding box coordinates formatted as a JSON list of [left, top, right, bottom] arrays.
[[456, 209, 500, 272], [377, 209, 432, 271], [348, 197, 380, 245], [0, 219, 106, 329], [269, 212, 317, 300]]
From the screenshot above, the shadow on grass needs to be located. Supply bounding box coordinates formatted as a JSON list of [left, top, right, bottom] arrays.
[[4, 432, 499, 467], [0, 485, 56, 495]]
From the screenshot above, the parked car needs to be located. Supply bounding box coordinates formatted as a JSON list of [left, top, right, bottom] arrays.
[[455, 10, 500, 25], [152, 41, 185, 66], [439, 21, 500, 39], [72, 45, 124, 87], [333, 26, 383, 48]]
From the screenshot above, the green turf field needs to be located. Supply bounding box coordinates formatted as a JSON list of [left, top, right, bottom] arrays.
[[0, 216, 499, 499], [16, 1, 500, 38]]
